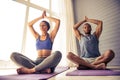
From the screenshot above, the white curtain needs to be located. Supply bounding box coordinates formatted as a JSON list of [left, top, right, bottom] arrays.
[[55, 0, 78, 67]]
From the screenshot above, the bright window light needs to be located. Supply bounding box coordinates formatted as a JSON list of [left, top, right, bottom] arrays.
[[0, 1, 26, 60], [30, 0, 50, 9]]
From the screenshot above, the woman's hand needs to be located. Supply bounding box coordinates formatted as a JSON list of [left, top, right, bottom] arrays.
[[42, 10, 46, 18]]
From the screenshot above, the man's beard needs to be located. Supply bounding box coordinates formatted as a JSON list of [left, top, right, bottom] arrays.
[[85, 32, 91, 34]]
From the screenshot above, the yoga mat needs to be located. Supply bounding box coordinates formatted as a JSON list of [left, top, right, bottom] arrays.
[[66, 69, 120, 76], [0, 66, 69, 80]]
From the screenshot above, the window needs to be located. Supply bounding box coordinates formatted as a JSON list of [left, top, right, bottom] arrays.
[[30, 0, 50, 9], [0, 0, 26, 60]]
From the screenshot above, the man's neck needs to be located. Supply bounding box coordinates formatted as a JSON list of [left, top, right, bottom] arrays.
[[85, 33, 91, 36]]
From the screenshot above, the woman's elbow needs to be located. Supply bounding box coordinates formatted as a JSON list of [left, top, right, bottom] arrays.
[[28, 22, 33, 27]]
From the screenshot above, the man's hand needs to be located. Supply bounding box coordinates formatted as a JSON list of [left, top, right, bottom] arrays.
[[85, 16, 88, 22]]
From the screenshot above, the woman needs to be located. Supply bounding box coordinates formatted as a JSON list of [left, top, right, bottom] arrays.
[[10, 10, 62, 74]]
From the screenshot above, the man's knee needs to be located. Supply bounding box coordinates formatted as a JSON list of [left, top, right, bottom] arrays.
[[67, 52, 73, 59], [104, 49, 115, 62], [106, 49, 115, 59]]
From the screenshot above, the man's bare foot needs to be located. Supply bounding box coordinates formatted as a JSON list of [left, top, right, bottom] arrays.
[[17, 67, 35, 74], [95, 63, 106, 70], [77, 65, 91, 70]]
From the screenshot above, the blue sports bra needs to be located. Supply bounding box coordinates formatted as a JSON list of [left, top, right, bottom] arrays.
[[36, 34, 53, 50]]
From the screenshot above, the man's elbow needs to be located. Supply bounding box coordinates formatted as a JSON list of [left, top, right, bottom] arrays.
[[98, 20, 103, 25], [100, 20, 103, 24]]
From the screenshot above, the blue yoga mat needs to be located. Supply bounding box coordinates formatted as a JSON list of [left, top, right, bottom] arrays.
[[66, 69, 120, 76], [0, 66, 69, 80]]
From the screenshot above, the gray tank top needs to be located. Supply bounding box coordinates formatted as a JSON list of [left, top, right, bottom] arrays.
[[79, 34, 100, 58]]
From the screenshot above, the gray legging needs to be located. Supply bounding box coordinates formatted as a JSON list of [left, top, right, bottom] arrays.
[[10, 51, 62, 73]]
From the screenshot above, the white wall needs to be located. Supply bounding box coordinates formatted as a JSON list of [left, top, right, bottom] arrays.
[[73, 0, 120, 66]]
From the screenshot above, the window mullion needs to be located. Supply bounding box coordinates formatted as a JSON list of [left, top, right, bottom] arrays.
[[21, 3, 29, 54]]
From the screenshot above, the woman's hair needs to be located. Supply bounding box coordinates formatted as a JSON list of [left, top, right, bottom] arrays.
[[42, 20, 50, 31]]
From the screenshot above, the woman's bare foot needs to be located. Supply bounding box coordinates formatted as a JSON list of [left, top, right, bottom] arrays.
[[95, 63, 106, 70], [41, 68, 52, 73], [17, 67, 35, 74]]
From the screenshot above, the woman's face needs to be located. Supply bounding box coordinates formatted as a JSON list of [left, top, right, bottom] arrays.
[[39, 22, 48, 32]]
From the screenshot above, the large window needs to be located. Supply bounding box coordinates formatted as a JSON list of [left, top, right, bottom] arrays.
[[0, 0, 26, 60], [30, 0, 50, 9]]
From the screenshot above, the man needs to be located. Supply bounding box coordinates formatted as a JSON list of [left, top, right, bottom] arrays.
[[67, 16, 115, 69]]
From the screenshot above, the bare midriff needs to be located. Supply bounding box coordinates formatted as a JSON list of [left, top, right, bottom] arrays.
[[37, 50, 51, 57]]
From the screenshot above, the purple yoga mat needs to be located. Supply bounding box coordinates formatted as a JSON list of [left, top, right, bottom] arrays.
[[66, 69, 120, 76], [0, 66, 69, 80]]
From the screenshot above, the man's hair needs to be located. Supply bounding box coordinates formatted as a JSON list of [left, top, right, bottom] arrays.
[[42, 20, 50, 31], [84, 23, 91, 28]]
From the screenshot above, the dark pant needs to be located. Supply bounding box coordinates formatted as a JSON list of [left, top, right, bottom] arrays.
[[10, 51, 62, 72]]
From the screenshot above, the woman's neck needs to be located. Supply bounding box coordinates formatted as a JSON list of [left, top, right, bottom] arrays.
[[41, 32, 48, 36]]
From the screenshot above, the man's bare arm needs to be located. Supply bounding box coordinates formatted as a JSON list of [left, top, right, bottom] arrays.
[[73, 19, 86, 40], [85, 16, 103, 39]]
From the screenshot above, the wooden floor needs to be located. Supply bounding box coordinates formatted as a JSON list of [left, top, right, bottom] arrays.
[[0, 66, 120, 80], [49, 66, 120, 80]]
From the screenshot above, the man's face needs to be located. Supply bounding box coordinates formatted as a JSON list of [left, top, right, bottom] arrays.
[[83, 24, 91, 34]]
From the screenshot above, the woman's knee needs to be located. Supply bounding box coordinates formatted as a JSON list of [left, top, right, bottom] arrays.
[[10, 52, 16, 59], [50, 51, 62, 66], [10, 52, 19, 60], [53, 51, 62, 59]]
